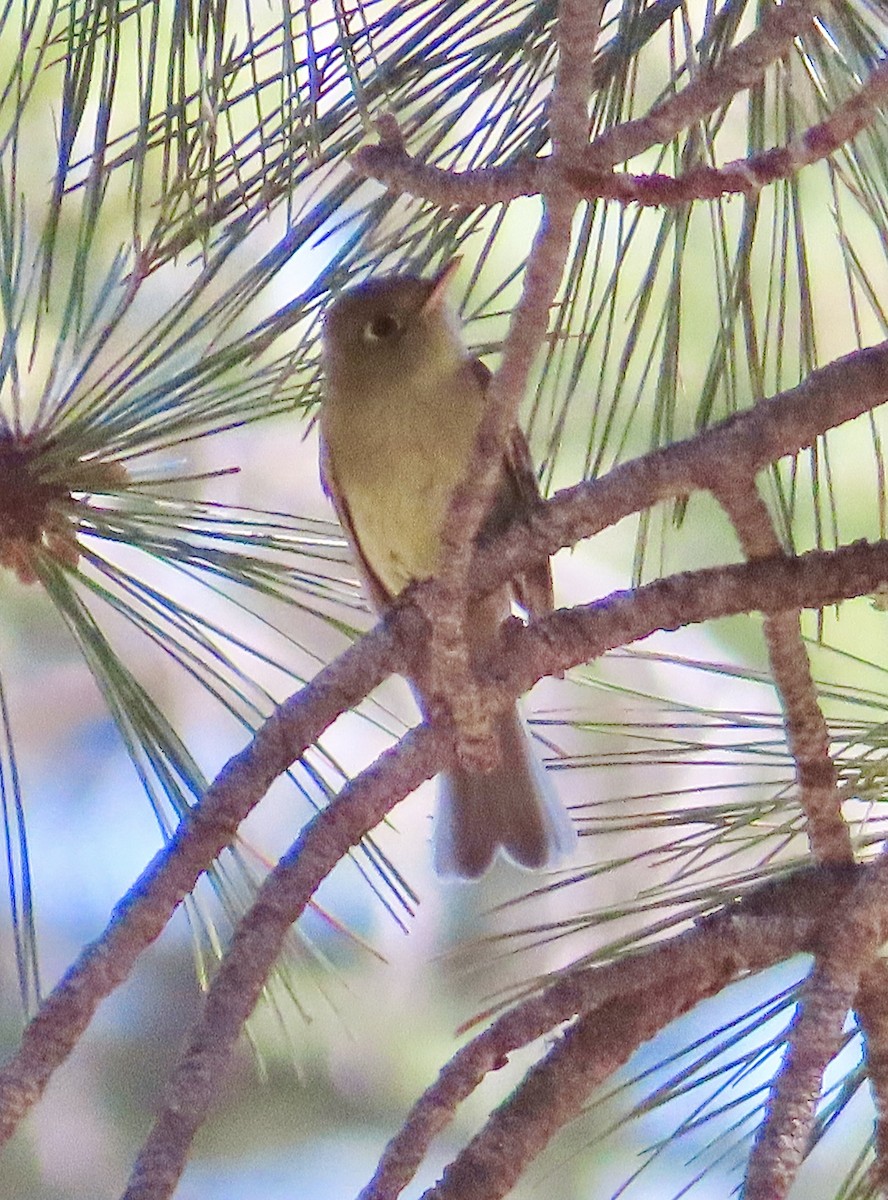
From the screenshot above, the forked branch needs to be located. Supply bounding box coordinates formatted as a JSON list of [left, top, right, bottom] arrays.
[[362, 866, 859, 1200], [2, 339, 887, 1156]]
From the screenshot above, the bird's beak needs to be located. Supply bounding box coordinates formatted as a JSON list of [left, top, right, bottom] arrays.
[[423, 257, 463, 313]]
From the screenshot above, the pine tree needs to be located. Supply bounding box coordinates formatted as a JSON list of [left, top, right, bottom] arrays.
[[1, 2, 887, 1197]]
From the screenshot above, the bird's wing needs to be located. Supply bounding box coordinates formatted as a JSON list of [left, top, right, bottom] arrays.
[[319, 433, 394, 613], [470, 358, 554, 619]]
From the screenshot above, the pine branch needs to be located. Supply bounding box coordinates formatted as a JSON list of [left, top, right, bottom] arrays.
[[362, 865, 859, 1200], [121, 726, 442, 1200], [474, 339, 888, 595], [713, 479, 849, 864], [2, 334, 888, 1149], [1, 4, 887, 1196], [413, 0, 608, 772], [76, 537, 888, 1199], [0, 618, 402, 1147], [584, 0, 823, 168], [746, 858, 888, 1197], [352, 55, 888, 209]]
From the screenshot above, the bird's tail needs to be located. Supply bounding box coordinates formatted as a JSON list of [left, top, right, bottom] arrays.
[[434, 706, 576, 879]]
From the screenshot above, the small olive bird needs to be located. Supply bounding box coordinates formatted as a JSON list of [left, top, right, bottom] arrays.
[[320, 264, 575, 877]]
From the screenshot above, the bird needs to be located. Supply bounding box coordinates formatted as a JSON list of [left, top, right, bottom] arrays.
[[319, 263, 575, 877]]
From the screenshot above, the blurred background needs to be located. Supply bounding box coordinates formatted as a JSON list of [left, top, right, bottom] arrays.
[[1, 2, 887, 1198]]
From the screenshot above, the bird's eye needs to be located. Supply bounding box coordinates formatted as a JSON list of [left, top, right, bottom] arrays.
[[363, 312, 402, 342]]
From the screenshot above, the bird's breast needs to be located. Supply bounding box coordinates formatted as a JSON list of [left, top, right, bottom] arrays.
[[324, 372, 483, 596]]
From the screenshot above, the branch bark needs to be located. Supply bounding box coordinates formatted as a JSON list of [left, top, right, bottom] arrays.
[[745, 852, 888, 1198], [417, 0, 607, 768], [713, 479, 849, 864]]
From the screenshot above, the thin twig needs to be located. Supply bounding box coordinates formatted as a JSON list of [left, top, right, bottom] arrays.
[[744, 959, 856, 1200], [574, 54, 888, 196], [759, 610, 847, 860], [584, 0, 823, 168], [548, 0, 605, 159], [419, 200, 578, 769], [424, 990, 698, 1200], [496, 540, 888, 698], [350, 144, 545, 205]]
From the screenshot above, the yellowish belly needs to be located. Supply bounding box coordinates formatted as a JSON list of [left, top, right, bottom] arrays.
[[323, 358, 487, 598], [344, 448, 464, 595]]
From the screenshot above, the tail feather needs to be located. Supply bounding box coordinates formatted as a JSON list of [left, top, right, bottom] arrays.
[[434, 706, 575, 879]]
